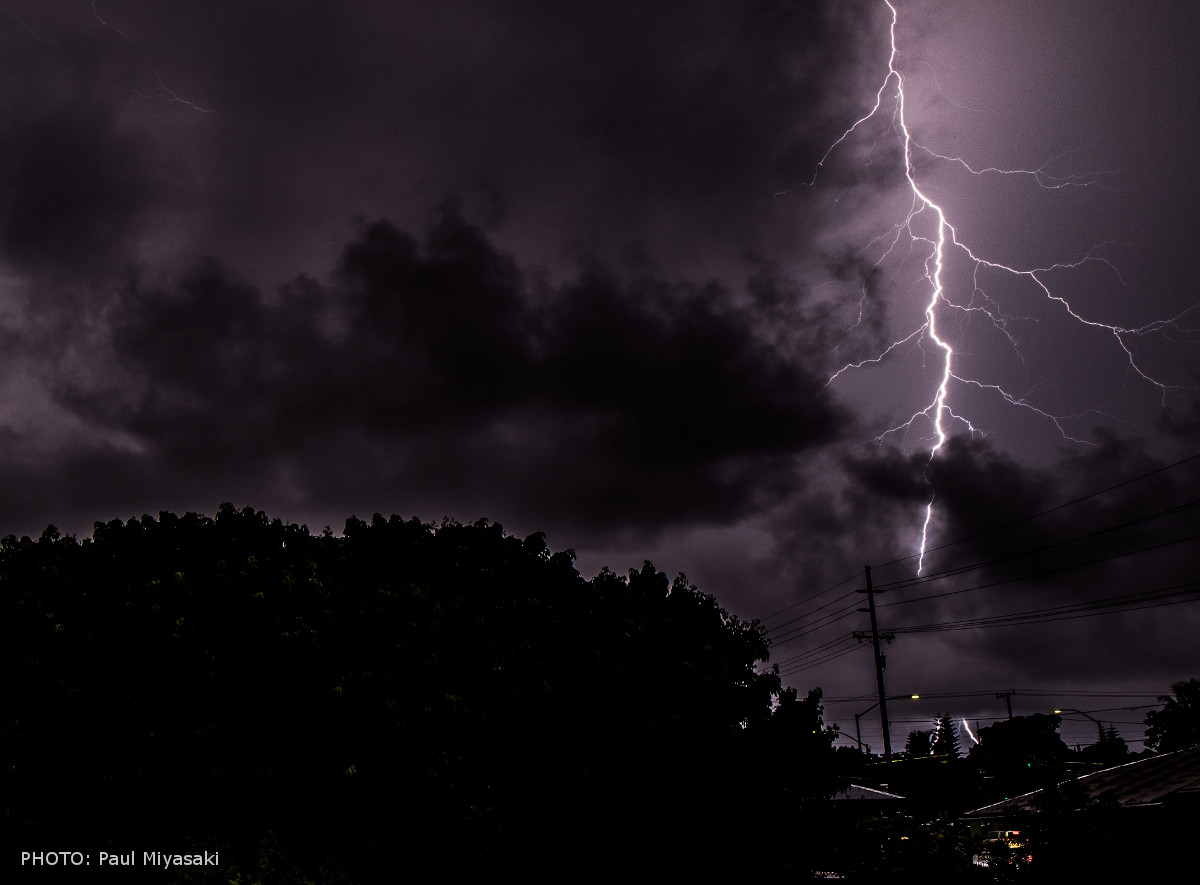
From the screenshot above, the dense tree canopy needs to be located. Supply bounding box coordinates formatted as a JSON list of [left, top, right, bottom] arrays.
[[905, 728, 934, 758], [1144, 678, 1200, 752], [1078, 724, 1129, 767], [968, 714, 1070, 801], [0, 506, 836, 880], [931, 714, 962, 759]]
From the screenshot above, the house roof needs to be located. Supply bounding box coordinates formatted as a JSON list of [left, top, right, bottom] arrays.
[[965, 745, 1200, 817], [832, 784, 905, 801]]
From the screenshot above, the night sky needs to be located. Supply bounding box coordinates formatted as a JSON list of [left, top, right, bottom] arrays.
[[3, 0, 1199, 750]]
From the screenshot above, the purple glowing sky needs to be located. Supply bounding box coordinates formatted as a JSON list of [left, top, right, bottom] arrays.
[[2, 0, 1198, 748]]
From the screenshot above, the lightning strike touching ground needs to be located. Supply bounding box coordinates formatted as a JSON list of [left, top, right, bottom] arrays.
[[812, 1, 1198, 575]]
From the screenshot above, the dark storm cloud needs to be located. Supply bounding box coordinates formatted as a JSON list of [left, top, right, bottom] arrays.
[[842, 434, 1196, 591], [0, 0, 881, 542], [3, 0, 1197, 744], [823, 435, 1200, 688], [0, 101, 158, 278], [49, 206, 847, 535], [55, 0, 878, 281], [0, 22, 170, 284]]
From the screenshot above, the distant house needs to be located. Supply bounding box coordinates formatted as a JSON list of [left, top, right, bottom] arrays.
[[963, 746, 1200, 877], [827, 783, 907, 825], [832, 784, 906, 804], [965, 745, 1200, 817]]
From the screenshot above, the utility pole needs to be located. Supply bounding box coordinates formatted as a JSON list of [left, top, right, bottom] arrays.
[[1054, 708, 1105, 744], [854, 565, 894, 759], [996, 690, 1015, 720], [852, 713, 871, 756]]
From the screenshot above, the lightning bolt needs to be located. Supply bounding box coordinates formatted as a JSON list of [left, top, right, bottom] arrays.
[[1, 5, 56, 44], [135, 67, 215, 114], [962, 717, 979, 745], [813, 1, 1198, 575], [90, 1, 215, 115], [91, 0, 133, 44]]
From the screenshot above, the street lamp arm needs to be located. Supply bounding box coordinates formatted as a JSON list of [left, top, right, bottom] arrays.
[[1053, 707, 1104, 742]]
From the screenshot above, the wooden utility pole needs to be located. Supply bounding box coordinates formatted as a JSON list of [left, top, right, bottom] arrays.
[[857, 565, 893, 759], [996, 690, 1015, 720]]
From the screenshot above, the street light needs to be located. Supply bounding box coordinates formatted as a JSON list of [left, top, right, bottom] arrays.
[[843, 727, 871, 755], [854, 694, 921, 759], [1054, 708, 1104, 743]]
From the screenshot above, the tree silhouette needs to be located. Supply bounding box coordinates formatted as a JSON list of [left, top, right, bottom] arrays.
[[969, 713, 1069, 799], [0, 506, 835, 880], [1144, 678, 1200, 752], [905, 728, 934, 757], [931, 713, 962, 759], [1079, 724, 1129, 766]]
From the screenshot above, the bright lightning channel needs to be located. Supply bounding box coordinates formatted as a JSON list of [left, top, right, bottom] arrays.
[[962, 717, 979, 745], [813, 1, 1195, 575]]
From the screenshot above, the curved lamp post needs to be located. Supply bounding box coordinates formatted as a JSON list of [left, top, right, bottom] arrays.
[[855, 694, 921, 758], [1053, 707, 1104, 743]]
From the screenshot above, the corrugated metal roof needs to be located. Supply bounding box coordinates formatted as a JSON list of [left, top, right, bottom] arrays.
[[833, 784, 905, 801], [966, 746, 1200, 816]]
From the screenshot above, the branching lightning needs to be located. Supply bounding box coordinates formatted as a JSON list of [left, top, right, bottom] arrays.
[[136, 67, 215, 114], [813, 1, 1198, 575], [89, 1, 214, 115], [91, 0, 133, 44]]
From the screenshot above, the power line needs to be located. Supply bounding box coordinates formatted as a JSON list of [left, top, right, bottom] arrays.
[[870, 450, 1200, 572], [766, 597, 865, 647], [766, 588, 864, 635], [874, 497, 1200, 595], [778, 642, 869, 677], [891, 581, 1200, 633], [759, 571, 860, 623], [767, 454, 1200, 696], [823, 688, 1163, 704], [768, 458, 1199, 682], [1011, 689, 1163, 698], [904, 592, 1200, 632], [773, 632, 858, 667], [878, 531, 1200, 610]]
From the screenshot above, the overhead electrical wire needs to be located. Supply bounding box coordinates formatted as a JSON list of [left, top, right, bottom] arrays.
[[772, 633, 858, 668], [823, 688, 1163, 705], [767, 526, 1199, 650], [869, 450, 1200, 572], [766, 452, 1200, 685], [778, 641, 869, 677], [766, 588, 865, 635], [891, 580, 1200, 633], [766, 597, 865, 647], [872, 497, 1200, 595], [879, 532, 1200, 610], [767, 459, 1199, 635], [759, 571, 860, 623]]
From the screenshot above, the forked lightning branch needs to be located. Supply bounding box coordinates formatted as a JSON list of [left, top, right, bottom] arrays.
[[814, 0, 1194, 574]]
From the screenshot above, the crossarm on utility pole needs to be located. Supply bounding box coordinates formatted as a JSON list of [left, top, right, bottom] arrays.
[[860, 565, 892, 759]]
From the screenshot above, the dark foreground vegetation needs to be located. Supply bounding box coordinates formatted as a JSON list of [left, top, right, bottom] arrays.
[[5, 506, 1195, 881], [2, 505, 843, 880]]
